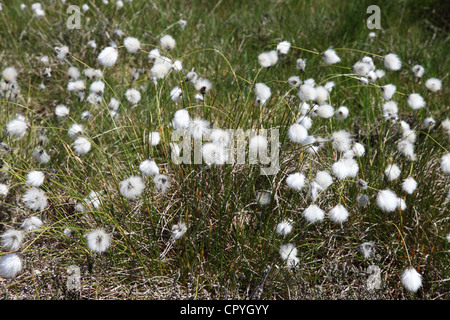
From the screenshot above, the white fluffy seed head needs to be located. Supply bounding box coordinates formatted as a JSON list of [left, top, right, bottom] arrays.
[[254, 83, 271, 105], [314, 86, 329, 105], [384, 164, 401, 181], [316, 104, 334, 118], [1, 229, 25, 251], [328, 204, 349, 223], [189, 117, 210, 140], [298, 84, 317, 102], [321, 48, 341, 65], [6, 116, 28, 138], [73, 137, 91, 155], [288, 123, 308, 143], [160, 35, 176, 51], [22, 187, 48, 212], [153, 174, 171, 194], [249, 135, 268, 155], [383, 53, 402, 71], [125, 88, 141, 105], [381, 84, 396, 100], [123, 37, 141, 53], [275, 220, 293, 237], [335, 106, 349, 120], [383, 101, 398, 120], [407, 93, 425, 110], [401, 267, 422, 293], [277, 41, 291, 54], [170, 86, 183, 103], [315, 170, 333, 189], [441, 153, 450, 174], [21, 216, 43, 232], [402, 176, 417, 194], [376, 189, 398, 212], [425, 78, 442, 93], [172, 109, 190, 130], [286, 172, 306, 191], [120, 176, 145, 199], [331, 130, 352, 152], [303, 204, 325, 223], [412, 65, 425, 78], [279, 243, 297, 261], [26, 171, 45, 187], [2, 67, 18, 83], [97, 46, 118, 67], [171, 222, 187, 240], [351, 142, 365, 157], [149, 131, 160, 146], [86, 229, 111, 254], [0, 253, 23, 278], [55, 104, 70, 118], [139, 158, 159, 177]]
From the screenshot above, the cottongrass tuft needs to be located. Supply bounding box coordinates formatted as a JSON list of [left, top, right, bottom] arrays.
[[73, 137, 92, 155], [440, 153, 450, 174], [0, 184, 8, 197], [285, 172, 306, 191], [123, 37, 141, 53], [401, 267, 422, 293], [303, 204, 325, 223], [383, 53, 402, 71], [360, 241, 375, 259], [119, 176, 145, 199], [256, 191, 271, 207], [1, 229, 25, 251], [331, 130, 352, 152], [26, 170, 45, 187], [328, 204, 349, 223], [6, 115, 28, 138], [22, 187, 48, 212], [171, 222, 187, 240], [275, 220, 293, 237], [86, 229, 111, 254], [402, 176, 417, 194], [425, 78, 441, 92], [321, 48, 341, 65], [153, 174, 171, 194], [288, 123, 308, 143], [160, 35, 176, 51], [97, 46, 119, 67], [149, 132, 161, 146], [279, 243, 299, 269], [21, 216, 43, 232], [407, 93, 425, 110], [384, 164, 401, 181], [376, 189, 398, 212], [0, 253, 23, 278]]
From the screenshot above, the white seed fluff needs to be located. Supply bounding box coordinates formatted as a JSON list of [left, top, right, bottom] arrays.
[[402, 176, 417, 194], [279, 243, 297, 261], [120, 176, 145, 200], [149, 131, 161, 146], [412, 65, 425, 78], [381, 84, 396, 100], [407, 93, 425, 110], [401, 267, 422, 293], [189, 118, 210, 140], [21, 216, 43, 232], [97, 46, 118, 67], [55, 104, 70, 118], [328, 204, 349, 223], [316, 104, 334, 118], [303, 204, 325, 223], [22, 187, 48, 212], [7, 116, 28, 138], [26, 171, 45, 187], [123, 36, 141, 53], [335, 106, 349, 120], [254, 83, 271, 105], [321, 48, 341, 65], [125, 88, 141, 105], [376, 189, 398, 212], [331, 130, 352, 152], [275, 220, 293, 237], [441, 153, 450, 174], [277, 41, 291, 54], [315, 171, 333, 189], [288, 123, 308, 143], [383, 53, 402, 71], [172, 109, 190, 130], [1, 229, 25, 251], [171, 222, 187, 240], [139, 158, 159, 177], [86, 229, 111, 254], [384, 164, 401, 181], [160, 35, 176, 51], [0, 253, 23, 278], [425, 78, 442, 93], [286, 172, 306, 191], [73, 137, 91, 155]]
